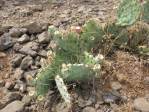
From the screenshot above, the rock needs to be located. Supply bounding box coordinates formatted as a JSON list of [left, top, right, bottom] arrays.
[[26, 42, 39, 51], [0, 100, 24, 112], [38, 50, 47, 57], [5, 81, 15, 90], [0, 52, 6, 58], [14, 68, 24, 80], [22, 95, 31, 106], [19, 42, 39, 56], [19, 83, 27, 93], [11, 54, 24, 67], [102, 91, 122, 104], [0, 92, 22, 109], [19, 47, 37, 57], [17, 34, 30, 44], [4, 73, 10, 79], [0, 33, 14, 51], [111, 81, 122, 90], [41, 23, 49, 31], [0, 80, 5, 87], [9, 27, 22, 37], [144, 77, 149, 85], [14, 83, 20, 91], [38, 31, 51, 44], [82, 107, 96, 112], [134, 97, 149, 112], [20, 56, 33, 70], [24, 22, 43, 34], [0, 26, 11, 36], [19, 28, 28, 34], [6, 92, 22, 102], [13, 43, 22, 51]]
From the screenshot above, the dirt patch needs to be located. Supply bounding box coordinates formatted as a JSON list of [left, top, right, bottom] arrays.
[[110, 51, 149, 112]]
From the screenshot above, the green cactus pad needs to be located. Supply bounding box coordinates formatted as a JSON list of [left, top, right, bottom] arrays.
[[116, 0, 141, 26]]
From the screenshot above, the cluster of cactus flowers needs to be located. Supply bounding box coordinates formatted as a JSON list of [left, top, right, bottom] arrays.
[[31, 0, 149, 106]]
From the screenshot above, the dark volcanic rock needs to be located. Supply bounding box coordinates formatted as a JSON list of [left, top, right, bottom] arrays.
[[17, 34, 30, 44], [102, 91, 122, 104], [20, 56, 33, 70], [24, 22, 43, 34], [0, 33, 14, 51], [38, 31, 51, 44], [11, 54, 25, 67], [19, 42, 39, 57], [9, 27, 27, 37]]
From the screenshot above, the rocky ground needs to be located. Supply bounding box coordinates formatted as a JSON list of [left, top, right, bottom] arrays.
[[0, 0, 149, 112]]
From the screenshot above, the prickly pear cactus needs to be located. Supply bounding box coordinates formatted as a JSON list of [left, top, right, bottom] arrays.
[[138, 46, 149, 56], [55, 75, 71, 104], [117, 0, 141, 26], [142, 1, 149, 23]]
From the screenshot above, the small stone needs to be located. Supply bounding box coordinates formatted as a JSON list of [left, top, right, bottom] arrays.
[[111, 81, 122, 90], [5, 81, 14, 90], [17, 34, 30, 43], [19, 84, 27, 93], [0, 80, 5, 87], [22, 95, 31, 106], [11, 54, 24, 67], [14, 68, 24, 80], [0, 92, 22, 109], [38, 31, 51, 44], [20, 56, 33, 70], [9, 27, 22, 37], [0, 26, 11, 36], [134, 97, 149, 112], [13, 43, 22, 51], [14, 83, 20, 91], [19, 28, 28, 34], [0, 33, 14, 51], [0, 100, 24, 112], [102, 91, 122, 104], [82, 107, 96, 112], [19, 47, 37, 57], [4, 73, 10, 79], [0, 52, 6, 58], [19, 42, 39, 56], [144, 77, 149, 85], [9, 27, 27, 37], [38, 50, 47, 57], [24, 22, 43, 34], [7, 92, 22, 102], [30, 34, 37, 41]]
